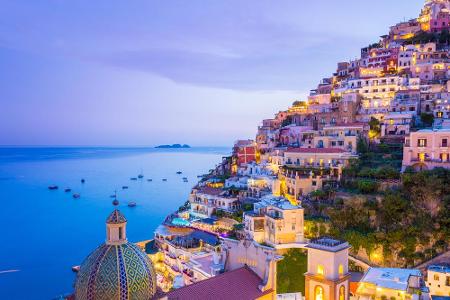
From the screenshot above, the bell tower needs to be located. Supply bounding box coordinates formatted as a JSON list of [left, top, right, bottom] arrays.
[[105, 207, 128, 245], [304, 237, 350, 300]]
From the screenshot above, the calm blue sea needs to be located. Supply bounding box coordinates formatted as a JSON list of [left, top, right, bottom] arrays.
[[0, 147, 229, 300]]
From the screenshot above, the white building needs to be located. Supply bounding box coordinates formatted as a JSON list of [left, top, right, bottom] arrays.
[[426, 265, 450, 297]]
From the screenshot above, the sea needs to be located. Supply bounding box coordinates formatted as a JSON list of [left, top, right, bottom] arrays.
[[0, 147, 229, 300]]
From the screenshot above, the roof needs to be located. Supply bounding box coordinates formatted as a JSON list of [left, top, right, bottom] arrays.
[[164, 266, 272, 300], [75, 242, 156, 299], [431, 296, 450, 300], [196, 186, 225, 196], [360, 267, 422, 291], [106, 209, 127, 224], [285, 147, 346, 154], [428, 264, 450, 274]]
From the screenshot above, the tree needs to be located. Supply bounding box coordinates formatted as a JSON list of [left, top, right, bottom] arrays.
[[277, 249, 307, 294], [420, 113, 434, 127]]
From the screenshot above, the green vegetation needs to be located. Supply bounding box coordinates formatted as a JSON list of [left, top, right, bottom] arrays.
[[420, 113, 434, 127], [326, 168, 450, 267], [404, 29, 450, 45], [277, 249, 307, 294]]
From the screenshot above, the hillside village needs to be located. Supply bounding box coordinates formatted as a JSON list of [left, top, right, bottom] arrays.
[[139, 1, 450, 299]]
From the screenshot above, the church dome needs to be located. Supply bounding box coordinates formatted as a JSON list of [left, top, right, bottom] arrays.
[[74, 209, 156, 300]]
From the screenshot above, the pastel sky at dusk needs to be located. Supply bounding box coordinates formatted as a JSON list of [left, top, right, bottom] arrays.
[[0, 0, 423, 146]]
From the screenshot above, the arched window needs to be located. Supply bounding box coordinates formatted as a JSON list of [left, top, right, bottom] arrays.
[[339, 285, 345, 300], [338, 264, 344, 276], [315, 285, 324, 300], [317, 265, 324, 276]]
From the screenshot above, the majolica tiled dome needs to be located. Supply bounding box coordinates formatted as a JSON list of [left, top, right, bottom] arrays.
[[74, 210, 156, 300]]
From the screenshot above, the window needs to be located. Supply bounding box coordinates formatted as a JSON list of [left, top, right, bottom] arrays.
[[434, 274, 440, 281], [119, 227, 123, 239], [339, 285, 345, 300], [419, 153, 425, 162], [317, 265, 324, 276], [418, 139, 427, 147], [315, 286, 324, 300], [339, 264, 344, 276]]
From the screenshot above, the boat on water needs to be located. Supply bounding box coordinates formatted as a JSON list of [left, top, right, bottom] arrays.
[[128, 202, 137, 207], [162, 179, 167, 182], [112, 199, 119, 206], [130, 177, 137, 181], [138, 174, 144, 179], [122, 186, 129, 189], [72, 265, 80, 273], [176, 171, 182, 174], [64, 188, 72, 193], [81, 179, 85, 183], [48, 185, 58, 190], [73, 193, 80, 199], [147, 179, 153, 182]]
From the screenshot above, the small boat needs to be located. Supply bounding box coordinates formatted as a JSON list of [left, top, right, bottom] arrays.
[[138, 174, 144, 179], [130, 177, 137, 181], [72, 265, 80, 273], [147, 179, 153, 182], [183, 178, 188, 182], [112, 199, 119, 206], [48, 185, 58, 190], [122, 186, 129, 189], [64, 188, 72, 193], [176, 171, 182, 174], [162, 179, 167, 182], [128, 202, 137, 207], [73, 193, 80, 199], [110, 195, 116, 198], [81, 179, 85, 183]]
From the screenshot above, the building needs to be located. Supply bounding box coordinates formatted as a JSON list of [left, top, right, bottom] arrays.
[[313, 123, 366, 153], [356, 267, 429, 300], [162, 237, 281, 300], [402, 128, 450, 171], [73, 209, 157, 300], [381, 112, 414, 138], [283, 148, 357, 177], [244, 198, 304, 248], [304, 237, 351, 300], [234, 140, 258, 166], [427, 265, 450, 297], [189, 186, 241, 218]]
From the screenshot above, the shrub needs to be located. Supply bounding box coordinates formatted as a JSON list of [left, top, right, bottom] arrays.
[[357, 179, 378, 194]]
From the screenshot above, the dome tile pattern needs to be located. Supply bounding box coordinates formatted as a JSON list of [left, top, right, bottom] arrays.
[[74, 242, 156, 300]]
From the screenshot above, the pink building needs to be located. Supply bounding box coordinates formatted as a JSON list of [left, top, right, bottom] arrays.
[[402, 128, 450, 171]]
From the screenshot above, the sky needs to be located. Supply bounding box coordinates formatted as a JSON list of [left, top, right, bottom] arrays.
[[0, 0, 424, 146]]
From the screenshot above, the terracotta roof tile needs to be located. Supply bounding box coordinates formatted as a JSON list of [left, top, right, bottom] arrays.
[[163, 266, 272, 300]]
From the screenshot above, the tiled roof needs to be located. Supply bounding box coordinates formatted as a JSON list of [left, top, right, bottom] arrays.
[[106, 209, 127, 224], [286, 147, 346, 154], [164, 266, 272, 300], [196, 186, 225, 196]]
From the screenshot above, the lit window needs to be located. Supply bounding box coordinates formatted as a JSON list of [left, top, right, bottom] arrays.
[[315, 286, 324, 300], [418, 139, 427, 147], [339, 264, 344, 276], [317, 265, 324, 276], [339, 285, 345, 300]]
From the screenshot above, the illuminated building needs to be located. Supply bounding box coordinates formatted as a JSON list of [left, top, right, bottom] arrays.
[[304, 237, 351, 300], [356, 267, 429, 300], [426, 265, 450, 297]]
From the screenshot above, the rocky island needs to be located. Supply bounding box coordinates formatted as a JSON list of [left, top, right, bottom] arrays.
[[155, 144, 191, 149]]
